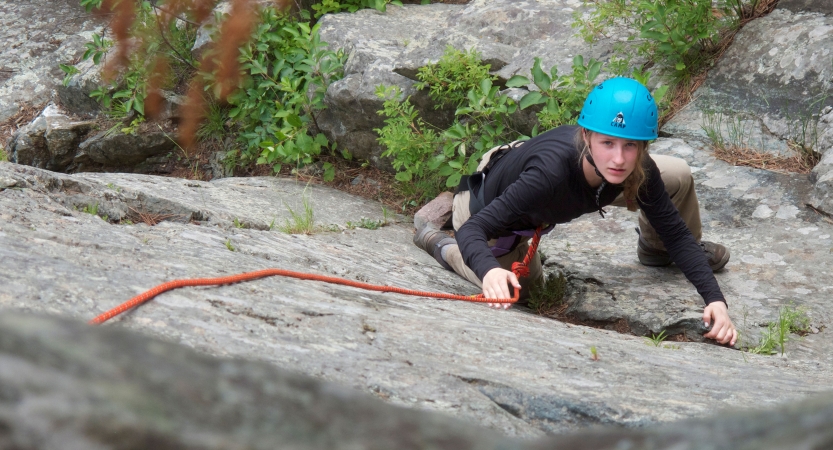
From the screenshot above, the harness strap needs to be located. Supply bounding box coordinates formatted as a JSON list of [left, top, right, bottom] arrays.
[[456, 142, 517, 216], [491, 224, 555, 258]]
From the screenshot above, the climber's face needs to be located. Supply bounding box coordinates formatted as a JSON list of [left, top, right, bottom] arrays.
[[584, 131, 640, 185]]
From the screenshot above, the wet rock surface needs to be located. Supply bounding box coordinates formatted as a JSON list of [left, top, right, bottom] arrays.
[[1, 158, 831, 439]]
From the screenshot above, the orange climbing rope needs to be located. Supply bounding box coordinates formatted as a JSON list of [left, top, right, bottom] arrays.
[[89, 228, 543, 325]]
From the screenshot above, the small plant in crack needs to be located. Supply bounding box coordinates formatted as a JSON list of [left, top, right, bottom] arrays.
[[233, 217, 248, 229], [381, 206, 393, 225], [528, 271, 567, 316], [224, 238, 236, 252], [744, 302, 810, 356], [82, 202, 99, 216], [357, 217, 386, 230], [646, 330, 669, 347]]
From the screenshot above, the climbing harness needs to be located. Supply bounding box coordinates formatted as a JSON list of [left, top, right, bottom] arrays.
[[88, 228, 544, 325]]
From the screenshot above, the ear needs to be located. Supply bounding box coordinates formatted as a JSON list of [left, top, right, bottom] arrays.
[[582, 129, 590, 147]]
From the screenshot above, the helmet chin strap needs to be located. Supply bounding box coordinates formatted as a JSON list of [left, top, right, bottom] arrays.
[[585, 152, 606, 181], [584, 151, 608, 218]]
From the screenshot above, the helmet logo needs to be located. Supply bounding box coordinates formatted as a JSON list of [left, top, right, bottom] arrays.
[[611, 112, 626, 129]]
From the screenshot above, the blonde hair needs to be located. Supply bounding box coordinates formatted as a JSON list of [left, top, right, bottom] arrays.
[[575, 128, 650, 212]]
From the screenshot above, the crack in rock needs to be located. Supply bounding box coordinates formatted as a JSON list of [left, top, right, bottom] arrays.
[[207, 300, 286, 327], [458, 377, 650, 434]]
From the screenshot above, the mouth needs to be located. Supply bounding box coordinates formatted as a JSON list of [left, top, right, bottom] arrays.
[[608, 168, 627, 176]]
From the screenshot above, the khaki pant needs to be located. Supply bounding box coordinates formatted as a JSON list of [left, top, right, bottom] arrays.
[[443, 150, 702, 291]]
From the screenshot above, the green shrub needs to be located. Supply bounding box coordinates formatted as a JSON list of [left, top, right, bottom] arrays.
[[375, 46, 525, 198], [310, 0, 403, 19], [574, 0, 735, 80], [375, 86, 443, 183], [69, 1, 198, 119], [415, 46, 497, 109], [376, 46, 615, 199], [227, 6, 346, 176], [506, 55, 604, 132]]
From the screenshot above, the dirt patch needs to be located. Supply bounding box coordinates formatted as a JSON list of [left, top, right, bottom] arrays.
[[713, 144, 820, 174], [534, 304, 635, 335]]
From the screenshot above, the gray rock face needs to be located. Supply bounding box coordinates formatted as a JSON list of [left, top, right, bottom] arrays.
[[316, 0, 621, 165], [75, 129, 177, 170], [0, 0, 105, 122], [1, 158, 832, 439], [3, 1, 833, 444], [662, 6, 833, 212], [0, 312, 532, 450], [779, 0, 833, 15], [4, 312, 833, 450]]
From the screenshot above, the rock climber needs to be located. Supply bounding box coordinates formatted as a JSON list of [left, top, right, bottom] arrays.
[[413, 77, 738, 346]]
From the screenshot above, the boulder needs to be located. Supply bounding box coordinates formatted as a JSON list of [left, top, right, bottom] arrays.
[[778, 0, 833, 15], [662, 3, 833, 212], [7, 103, 179, 174], [54, 55, 106, 118], [0, 0, 106, 122], [7, 103, 94, 171], [316, 0, 625, 166], [75, 129, 177, 171]]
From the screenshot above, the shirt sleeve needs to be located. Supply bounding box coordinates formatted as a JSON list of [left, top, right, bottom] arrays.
[[638, 159, 726, 305]]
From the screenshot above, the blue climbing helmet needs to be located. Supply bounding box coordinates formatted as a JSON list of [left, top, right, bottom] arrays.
[[577, 77, 658, 141]]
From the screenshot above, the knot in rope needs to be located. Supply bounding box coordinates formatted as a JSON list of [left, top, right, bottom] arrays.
[[511, 261, 530, 278], [511, 226, 543, 278]]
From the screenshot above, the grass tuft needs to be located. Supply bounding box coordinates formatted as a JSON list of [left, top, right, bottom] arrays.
[[645, 330, 669, 347], [278, 195, 315, 235], [703, 110, 821, 174], [744, 303, 810, 355]]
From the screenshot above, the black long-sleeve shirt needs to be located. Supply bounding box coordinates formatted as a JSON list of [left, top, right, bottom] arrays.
[[456, 125, 725, 305]]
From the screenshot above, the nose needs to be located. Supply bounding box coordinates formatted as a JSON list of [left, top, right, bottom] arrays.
[[611, 144, 626, 165]]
